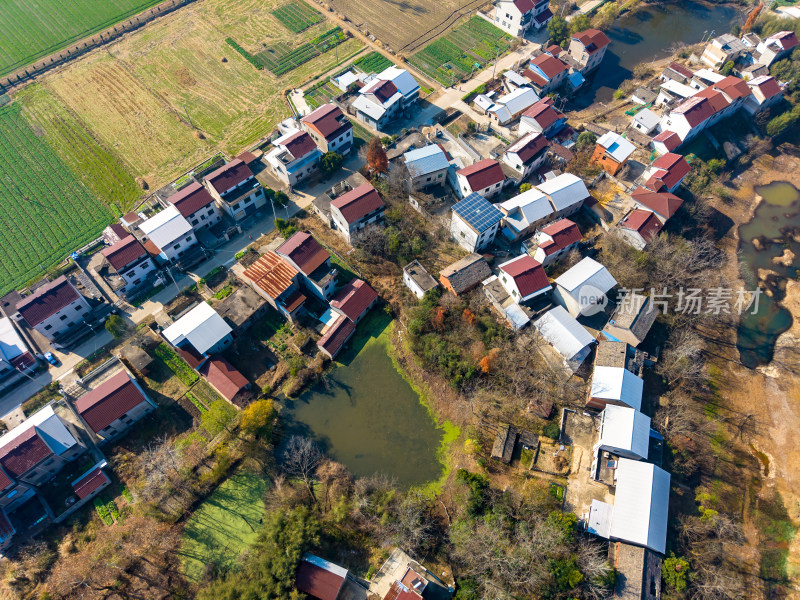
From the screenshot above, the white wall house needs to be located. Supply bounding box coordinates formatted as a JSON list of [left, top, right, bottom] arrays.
[[163, 302, 233, 358], [502, 131, 549, 179], [330, 183, 386, 244], [266, 130, 322, 186], [301, 103, 354, 155], [404, 145, 450, 191], [498, 187, 554, 242], [497, 255, 551, 303], [552, 257, 617, 318], [15, 276, 92, 342], [568, 29, 611, 73], [204, 159, 267, 222], [537, 173, 590, 219], [744, 75, 784, 114], [100, 235, 158, 299], [531, 218, 581, 266], [587, 365, 644, 411], [455, 159, 506, 199], [403, 260, 438, 300], [450, 193, 504, 252], [491, 0, 538, 37], [167, 182, 223, 231], [138, 205, 198, 264]]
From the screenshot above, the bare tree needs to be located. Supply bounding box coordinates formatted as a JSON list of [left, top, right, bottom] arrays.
[[657, 327, 706, 388], [282, 436, 322, 505]]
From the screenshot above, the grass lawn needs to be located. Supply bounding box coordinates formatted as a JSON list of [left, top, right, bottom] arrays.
[[179, 470, 268, 581]]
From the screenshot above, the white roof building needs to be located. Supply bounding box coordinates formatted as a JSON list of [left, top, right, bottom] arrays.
[[534, 306, 594, 371], [632, 108, 661, 134], [139, 206, 193, 251], [0, 405, 78, 456], [163, 302, 233, 356], [588, 366, 644, 411], [537, 173, 591, 213], [498, 187, 553, 240], [488, 87, 540, 124], [553, 257, 617, 317], [377, 66, 420, 101], [596, 404, 650, 460], [596, 131, 636, 164]]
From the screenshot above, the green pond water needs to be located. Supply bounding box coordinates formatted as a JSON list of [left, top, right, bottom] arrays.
[[282, 320, 446, 488], [737, 182, 800, 367]]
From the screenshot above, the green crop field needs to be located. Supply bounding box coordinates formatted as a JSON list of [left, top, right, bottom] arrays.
[[305, 80, 343, 109], [0, 104, 113, 294], [179, 470, 267, 581], [0, 0, 164, 77], [408, 16, 514, 85], [353, 51, 392, 73], [271, 1, 323, 33]]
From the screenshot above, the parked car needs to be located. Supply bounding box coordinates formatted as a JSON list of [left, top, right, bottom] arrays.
[[44, 352, 59, 366]]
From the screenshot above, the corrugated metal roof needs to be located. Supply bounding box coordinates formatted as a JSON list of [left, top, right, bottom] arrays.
[[404, 145, 449, 178], [499, 188, 553, 232], [537, 173, 590, 212], [597, 132, 636, 163], [534, 306, 594, 362], [139, 206, 193, 250], [163, 302, 232, 355], [590, 366, 643, 411], [243, 251, 299, 299], [598, 404, 650, 459], [495, 87, 540, 117], [555, 257, 617, 294], [610, 459, 670, 553]]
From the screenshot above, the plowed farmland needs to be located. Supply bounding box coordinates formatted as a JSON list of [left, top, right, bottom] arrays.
[[0, 104, 113, 294], [0, 0, 163, 77]]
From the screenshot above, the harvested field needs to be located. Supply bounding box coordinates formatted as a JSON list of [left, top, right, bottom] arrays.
[[271, 0, 324, 33]]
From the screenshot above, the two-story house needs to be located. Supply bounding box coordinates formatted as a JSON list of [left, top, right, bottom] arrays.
[[15, 276, 91, 343], [487, 87, 540, 125], [568, 29, 611, 73], [330, 183, 386, 244], [167, 182, 223, 231], [455, 159, 505, 199], [450, 193, 504, 252], [352, 79, 403, 130], [537, 173, 591, 220], [330, 278, 379, 324], [744, 75, 783, 114], [700, 33, 746, 68], [592, 131, 636, 176], [203, 159, 267, 222], [138, 205, 200, 266], [497, 254, 551, 303], [242, 251, 307, 322], [501, 132, 550, 179], [163, 302, 234, 360], [755, 31, 798, 66], [641, 153, 691, 193], [276, 231, 337, 300], [100, 235, 158, 300], [266, 130, 322, 187], [301, 103, 354, 155], [0, 317, 36, 394], [531, 218, 582, 266], [404, 145, 450, 191], [523, 53, 568, 95], [491, 0, 538, 37], [498, 187, 554, 242], [518, 97, 567, 138]]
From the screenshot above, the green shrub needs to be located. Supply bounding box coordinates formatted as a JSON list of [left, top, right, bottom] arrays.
[[104, 314, 128, 339], [94, 498, 113, 525], [543, 422, 560, 439], [225, 38, 263, 70]]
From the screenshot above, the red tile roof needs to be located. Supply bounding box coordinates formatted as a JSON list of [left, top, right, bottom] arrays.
[[530, 53, 567, 79], [384, 581, 423, 600], [73, 467, 110, 499], [243, 251, 298, 299], [199, 356, 249, 402], [204, 159, 254, 194], [545, 44, 562, 56], [771, 30, 799, 51], [169, 182, 216, 218], [500, 255, 550, 297], [457, 159, 505, 191], [541, 218, 581, 252], [506, 132, 549, 165], [277, 232, 330, 275], [295, 560, 345, 600], [104, 223, 128, 244], [694, 87, 730, 114], [10, 351, 36, 372], [631, 189, 683, 219], [16, 276, 82, 327], [282, 131, 318, 159], [534, 7, 552, 24], [620, 209, 663, 242], [317, 314, 356, 358], [331, 279, 378, 322], [668, 62, 694, 79], [714, 76, 751, 101], [522, 68, 548, 88], [672, 96, 715, 127], [302, 104, 352, 140], [283, 289, 307, 313], [0, 466, 12, 491], [652, 131, 681, 152], [75, 370, 149, 433], [522, 98, 564, 129], [0, 428, 52, 477], [177, 346, 205, 369], [331, 183, 385, 224], [102, 235, 147, 271], [649, 153, 691, 190], [750, 75, 782, 99], [572, 29, 610, 54], [512, 0, 535, 12], [367, 79, 399, 104]]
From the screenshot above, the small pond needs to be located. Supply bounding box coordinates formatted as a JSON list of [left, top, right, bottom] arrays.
[[572, 1, 740, 107], [281, 320, 446, 488], [737, 182, 800, 367]]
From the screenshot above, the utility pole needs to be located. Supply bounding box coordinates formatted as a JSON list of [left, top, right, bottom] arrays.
[[492, 47, 500, 79], [165, 264, 181, 295]]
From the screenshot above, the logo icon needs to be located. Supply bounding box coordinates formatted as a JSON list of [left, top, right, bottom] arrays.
[[577, 284, 608, 316]]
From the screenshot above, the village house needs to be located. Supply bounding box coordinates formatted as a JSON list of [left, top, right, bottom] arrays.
[[592, 132, 636, 176], [330, 183, 386, 244], [617, 209, 663, 250], [294, 553, 367, 600], [658, 95, 714, 142], [199, 357, 252, 406], [74, 369, 156, 443], [518, 97, 567, 138], [203, 158, 266, 222], [700, 33, 746, 68], [552, 257, 617, 318], [215, 285, 268, 332], [403, 261, 438, 299], [266, 130, 322, 187], [0, 317, 36, 393], [138, 206, 201, 266], [455, 158, 506, 199], [650, 131, 681, 157], [523, 53, 568, 94], [641, 152, 691, 193], [660, 61, 694, 85], [99, 235, 157, 300], [655, 79, 698, 108], [316, 313, 356, 360], [498, 187, 554, 242], [587, 363, 644, 411], [688, 68, 726, 92], [276, 232, 337, 301], [14, 276, 92, 343], [501, 131, 550, 179], [242, 251, 307, 322], [403, 145, 450, 191], [531, 218, 581, 266], [497, 255, 551, 303], [378, 66, 421, 104], [487, 87, 540, 125], [568, 28, 611, 73], [630, 188, 683, 224], [744, 75, 784, 114], [587, 458, 670, 554], [352, 79, 403, 130], [603, 291, 658, 347], [631, 86, 657, 107], [537, 173, 591, 220], [440, 253, 493, 296], [754, 31, 799, 66], [162, 302, 233, 361], [490, 0, 550, 37], [631, 108, 661, 135], [594, 404, 651, 463], [450, 193, 504, 252], [166, 182, 222, 231], [331, 278, 378, 324], [534, 305, 594, 371], [368, 548, 454, 600], [301, 103, 354, 155]]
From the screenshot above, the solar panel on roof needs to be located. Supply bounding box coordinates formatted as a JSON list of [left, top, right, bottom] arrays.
[[452, 193, 503, 232]]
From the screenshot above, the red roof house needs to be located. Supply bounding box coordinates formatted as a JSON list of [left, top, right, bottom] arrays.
[[72, 467, 111, 500], [204, 159, 254, 195], [540, 219, 582, 253], [572, 29, 611, 54], [631, 189, 683, 222], [619, 209, 663, 249], [499, 255, 551, 302], [302, 104, 352, 142], [75, 370, 153, 436], [295, 555, 348, 600], [330, 279, 378, 323], [645, 153, 691, 193], [317, 314, 356, 359], [199, 357, 250, 405], [330, 183, 385, 224], [101, 235, 148, 272], [456, 159, 505, 195], [15, 276, 86, 328], [0, 428, 53, 478], [277, 232, 330, 276], [652, 131, 681, 154], [168, 182, 217, 219]]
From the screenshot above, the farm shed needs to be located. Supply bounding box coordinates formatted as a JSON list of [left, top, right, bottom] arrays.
[[491, 423, 518, 464]]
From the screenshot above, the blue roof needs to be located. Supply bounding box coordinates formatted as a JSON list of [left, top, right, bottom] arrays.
[[452, 193, 503, 232], [404, 145, 449, 178]]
